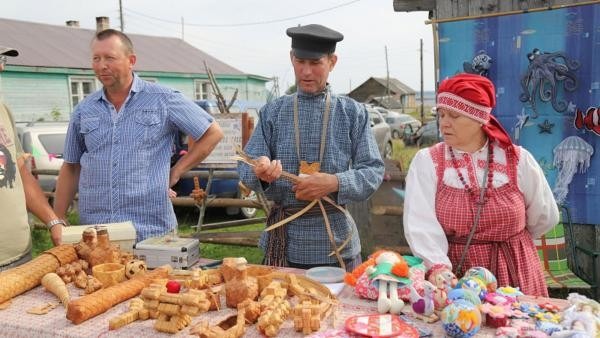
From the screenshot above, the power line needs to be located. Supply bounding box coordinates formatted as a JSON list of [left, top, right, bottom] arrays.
[[123, 0, 363, 27]]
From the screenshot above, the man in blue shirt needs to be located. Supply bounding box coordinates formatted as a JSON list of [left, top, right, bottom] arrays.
[[238, 24, 384, 271], [54, 29, 223, 242]]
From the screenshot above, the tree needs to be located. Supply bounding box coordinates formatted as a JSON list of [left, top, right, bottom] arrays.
[[50, 107, 62, 121]]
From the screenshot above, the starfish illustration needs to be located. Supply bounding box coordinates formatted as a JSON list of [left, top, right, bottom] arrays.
[[538, 119, 555, 134]]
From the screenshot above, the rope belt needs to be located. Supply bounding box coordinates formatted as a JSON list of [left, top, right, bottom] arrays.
[[262, 203, 344, 267], [448, 229, 527, 287]]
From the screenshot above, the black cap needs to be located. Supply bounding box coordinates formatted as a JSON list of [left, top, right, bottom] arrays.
[[0, 46, 19, 57], [286, 24, 343, 60]]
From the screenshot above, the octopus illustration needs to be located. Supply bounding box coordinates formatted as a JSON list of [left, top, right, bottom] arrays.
[[552, 136, 594, 205], [519, 48, 580, 118]]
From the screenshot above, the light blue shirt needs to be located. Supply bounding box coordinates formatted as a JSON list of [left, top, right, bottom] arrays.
[[238, 87, 384, 265], [64, 74, 214, 242]]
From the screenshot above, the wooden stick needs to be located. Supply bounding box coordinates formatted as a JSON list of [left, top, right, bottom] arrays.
[[234, 146, 353, 265]]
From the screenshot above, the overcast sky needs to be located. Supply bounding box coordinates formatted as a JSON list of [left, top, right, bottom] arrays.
[[1, 0, 435, 94]]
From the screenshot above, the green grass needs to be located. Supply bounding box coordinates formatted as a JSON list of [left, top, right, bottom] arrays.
[[392, 139, 420, 171], [32, 209, 265, 264], [176, 210, 264, 264], [31, 211, 79, 257]]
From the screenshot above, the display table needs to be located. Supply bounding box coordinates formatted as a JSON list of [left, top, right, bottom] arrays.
[[0, 263, 569, 338]]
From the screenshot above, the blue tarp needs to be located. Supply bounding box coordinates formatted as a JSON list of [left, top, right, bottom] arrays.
[[438, 4, 600, 224]]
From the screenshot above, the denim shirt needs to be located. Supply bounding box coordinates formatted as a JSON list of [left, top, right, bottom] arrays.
[[64, 74, 214, 242], [238, 87, 384, 264]]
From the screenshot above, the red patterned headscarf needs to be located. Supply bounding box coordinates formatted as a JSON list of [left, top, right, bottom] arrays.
[[437, 73, 513, 150]]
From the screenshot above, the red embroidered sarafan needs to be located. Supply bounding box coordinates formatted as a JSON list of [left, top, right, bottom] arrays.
[[430, 142, 548, 297]]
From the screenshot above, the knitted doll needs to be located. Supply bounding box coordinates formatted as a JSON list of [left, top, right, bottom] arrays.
[[347, 251, 426, 306], [365, 251, 409, 314]]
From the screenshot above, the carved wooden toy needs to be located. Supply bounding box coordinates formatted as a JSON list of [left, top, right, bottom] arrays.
[[189, 307, 246, 338], [139, 283, 211, 334], [224, 259, 258, 308], [257, 296, 291, 337], [293, 299, 329, 335], [108, 297, 148, 330]]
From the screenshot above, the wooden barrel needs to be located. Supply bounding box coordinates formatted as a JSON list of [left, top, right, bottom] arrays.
[[348, 159, 410, 257]]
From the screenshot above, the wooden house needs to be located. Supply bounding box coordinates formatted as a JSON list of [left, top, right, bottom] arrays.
[[348, 77, 416, 110]]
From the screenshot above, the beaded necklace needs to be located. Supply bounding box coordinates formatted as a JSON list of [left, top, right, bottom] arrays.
[[448, 142, 494, 205]]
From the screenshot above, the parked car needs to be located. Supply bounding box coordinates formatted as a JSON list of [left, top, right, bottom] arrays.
[[366, 107, 394, 159], [385, 112, 422, 139], [16, 121, 68, 193], [374, 106, 391, 118], [403, 120, 440, 147]]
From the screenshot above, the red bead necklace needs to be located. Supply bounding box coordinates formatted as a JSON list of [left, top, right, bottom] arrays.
[[448, 142, 494, 204]]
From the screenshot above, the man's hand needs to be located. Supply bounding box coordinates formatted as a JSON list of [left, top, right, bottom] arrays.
[[169, 167, 182, 188], [292, 172, 339, 201], [254, 156, 282, 183], [50, 224, 63, 246]]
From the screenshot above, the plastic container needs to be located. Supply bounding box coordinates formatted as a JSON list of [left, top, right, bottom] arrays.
[[305, 266, 346, 284]]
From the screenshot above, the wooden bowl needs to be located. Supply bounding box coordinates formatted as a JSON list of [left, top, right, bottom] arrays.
[[92, 263, 125, 288]]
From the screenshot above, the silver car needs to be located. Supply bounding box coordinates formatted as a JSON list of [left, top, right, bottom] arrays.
[[385, 112, 422, 139], [16, 122, 68, 192], [366, 107, 394, 159]]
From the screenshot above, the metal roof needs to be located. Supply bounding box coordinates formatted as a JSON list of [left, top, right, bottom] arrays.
[[371, 77, 416, 95], [0, 17, 246, 76]]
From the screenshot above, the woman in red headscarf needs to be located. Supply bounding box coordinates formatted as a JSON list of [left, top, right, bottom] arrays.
[[403, 73, 559, 297]]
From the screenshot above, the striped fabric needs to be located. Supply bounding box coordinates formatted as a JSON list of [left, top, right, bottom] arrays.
[[535, 222, 590, 289], [64, 74, 214, 242]]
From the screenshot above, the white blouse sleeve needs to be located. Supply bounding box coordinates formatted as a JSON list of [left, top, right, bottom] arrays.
[[517, 147, 560, 239], [403, 148, 452, 269]]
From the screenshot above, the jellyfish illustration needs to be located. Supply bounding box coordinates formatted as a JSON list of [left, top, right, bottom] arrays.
[[552, 136, 594, 204]]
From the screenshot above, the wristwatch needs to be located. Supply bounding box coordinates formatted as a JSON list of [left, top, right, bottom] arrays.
[[46, 219, 68, 230]]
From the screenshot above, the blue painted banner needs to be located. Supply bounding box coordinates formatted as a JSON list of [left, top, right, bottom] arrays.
[[438, 4, 600, 224]]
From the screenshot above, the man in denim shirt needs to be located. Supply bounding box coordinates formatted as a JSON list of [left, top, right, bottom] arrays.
[[238, 24, 384, 271], [54, 29, 223, 242]]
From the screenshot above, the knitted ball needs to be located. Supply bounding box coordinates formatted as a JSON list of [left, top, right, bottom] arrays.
[[441, 299, 482, 338], [463, 267, 497, 292]]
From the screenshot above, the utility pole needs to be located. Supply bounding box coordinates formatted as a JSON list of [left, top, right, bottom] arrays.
[[420, 38, 424, 124], [119, 0, 124, 32], [267, 77, 280, 102], [181, 17, 185, 40], [385, 45, 390, 96]]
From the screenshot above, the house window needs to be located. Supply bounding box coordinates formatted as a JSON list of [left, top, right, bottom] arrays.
[[70, 77, 96, 108], [194, 80, 212, 100]]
